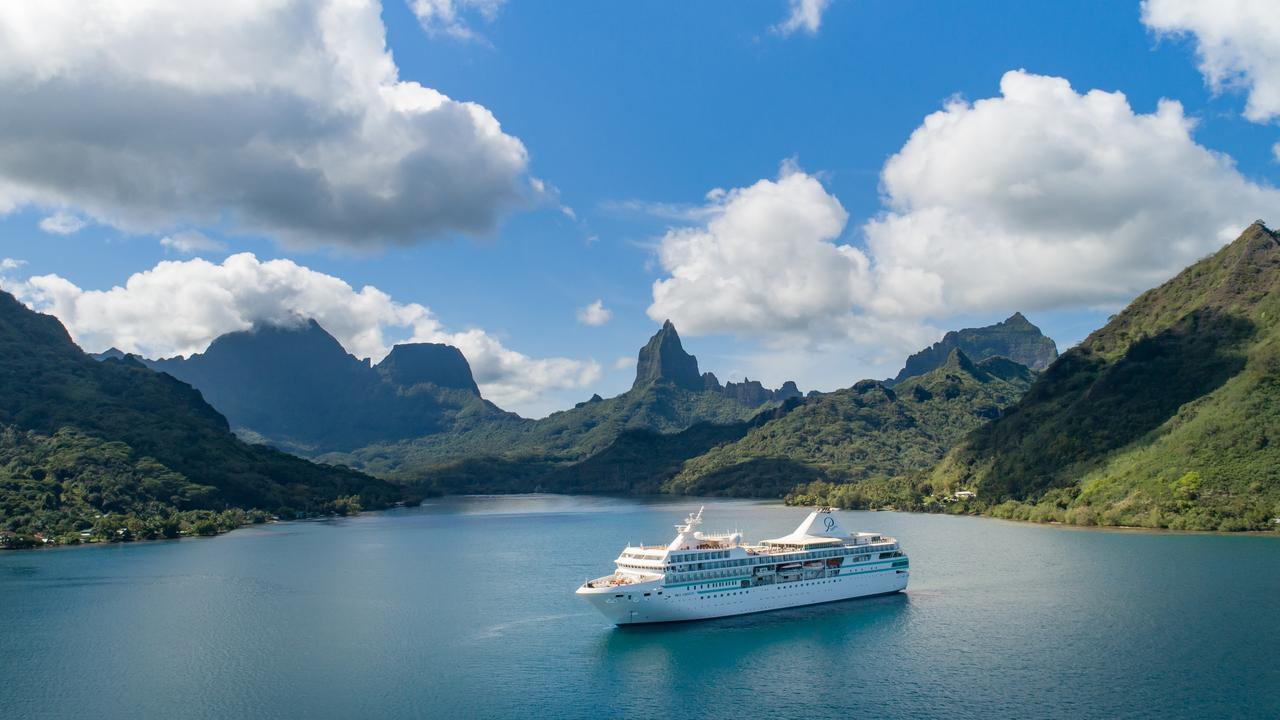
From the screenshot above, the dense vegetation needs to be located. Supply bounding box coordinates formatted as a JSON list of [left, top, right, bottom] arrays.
[[330, 382, 769, 484], [783, 478, 932, 513], [0, 292, 402, 546], [890, 312, 1058, 383], [666, 352, 1035, 498], [532, 399, 803, 495], [930, 223, 1280, 531], [0, 426, 371, 546]]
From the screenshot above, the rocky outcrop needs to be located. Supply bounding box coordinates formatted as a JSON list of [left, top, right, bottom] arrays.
[[890, 312, 1058, 384], [633, 320, 704, 391], [376, 343, 480, 395]]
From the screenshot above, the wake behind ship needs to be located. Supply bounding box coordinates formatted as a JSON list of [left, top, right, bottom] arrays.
[[576, 507, 909, 624]]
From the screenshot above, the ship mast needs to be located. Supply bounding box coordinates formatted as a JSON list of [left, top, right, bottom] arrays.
[[675, 506, 704, 534]]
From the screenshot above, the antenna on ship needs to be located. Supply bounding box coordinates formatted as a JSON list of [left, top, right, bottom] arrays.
[[676, 506, 704, 533]]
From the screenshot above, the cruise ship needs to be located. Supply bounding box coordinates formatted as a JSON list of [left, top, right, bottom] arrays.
[[576, 507, 908, 624]]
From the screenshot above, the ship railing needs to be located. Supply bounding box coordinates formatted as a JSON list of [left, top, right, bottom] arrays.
[[583, 572, 661, 589], [582, 574, 619, 588]]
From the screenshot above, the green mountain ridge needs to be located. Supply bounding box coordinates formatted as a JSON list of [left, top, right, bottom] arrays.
[[667, 350, 1036, 499], [525, 398, 806, 495], [0, 292, 401, 545], [386, 347, 1037, 500], [930, 222, 1280, 530]]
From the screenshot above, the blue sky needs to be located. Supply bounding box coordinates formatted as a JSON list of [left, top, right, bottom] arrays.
[[2, 1, 1279, 416]]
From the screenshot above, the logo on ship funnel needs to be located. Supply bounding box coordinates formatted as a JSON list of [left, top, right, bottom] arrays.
[[823, 517, 836, 532]]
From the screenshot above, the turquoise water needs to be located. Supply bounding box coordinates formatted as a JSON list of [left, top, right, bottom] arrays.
[[2, 496, 1277, 719]]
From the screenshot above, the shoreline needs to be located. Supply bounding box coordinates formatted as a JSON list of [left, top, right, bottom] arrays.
[[6, 492, 1276, 554], [0, 509, 382, 553], [0, 517, 286, 553], [780, 500, 1280, 537], [434, 492, 1280, 537]]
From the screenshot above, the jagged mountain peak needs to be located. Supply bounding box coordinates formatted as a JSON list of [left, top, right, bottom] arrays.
[[1002, 311, 1032, 328], [941, 347, 979, 374], [628, 321, 803, 404], [633, 319, 702, 391]]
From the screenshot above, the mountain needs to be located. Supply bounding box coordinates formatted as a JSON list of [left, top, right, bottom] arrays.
[[0, 291, 401, 544], [533, 399, 804, 495], [144, 320, 507, 453], [139, 317, 796, 470], [636, 319, 801, 405], [890, 312, 1057, 384], [634, 319, 703, 391], [323, 321, 799, 483], [376, 343, 480, 394], [665, 349, 1036, 500], [931, 222, 1280, 531], [702, 374, 804, 406]]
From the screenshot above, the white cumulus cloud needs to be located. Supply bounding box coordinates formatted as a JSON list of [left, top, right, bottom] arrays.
[[774, 0, 832, 36], [648, 71, 1280, 363], [648, 161, 870, 339], [4, 253, 599, 415], [1143, 0, 1280, 123], [865, 70, 1280, 316], [38, 211, 88, 235], [0, 1, 532, 249], [160, 230, 227, 254], [410, 0, 505, 41], [576, 299, 612, 326]]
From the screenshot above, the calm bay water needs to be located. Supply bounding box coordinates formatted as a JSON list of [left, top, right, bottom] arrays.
[[1, 496, 1277, 719]]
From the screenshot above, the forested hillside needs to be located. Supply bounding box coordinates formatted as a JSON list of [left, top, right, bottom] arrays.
[[667, 351, 1035, 499], [0, 292, 401, 545], [931, 222, 1280, 530]]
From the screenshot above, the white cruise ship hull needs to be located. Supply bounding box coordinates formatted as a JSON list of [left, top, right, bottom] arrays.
[[578, 567, 908, 625]]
